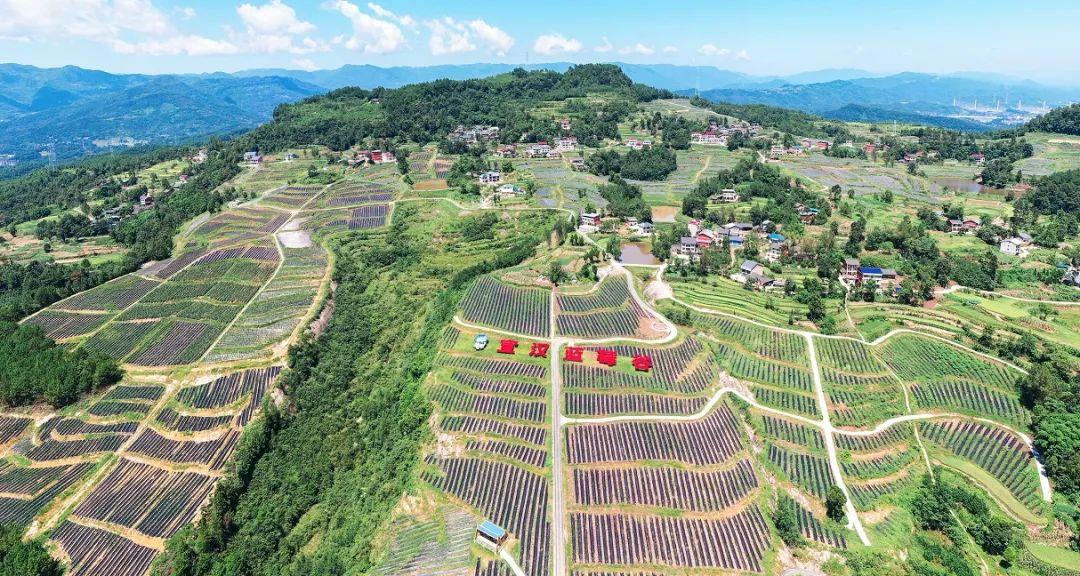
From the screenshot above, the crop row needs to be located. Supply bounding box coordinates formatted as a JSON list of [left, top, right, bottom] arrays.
[[561, 360, 713, 395], [556, 306, 646, 339], [848, 472, 915, 510], [130, 321, 217, 366], [0, 464, 94, 527], [430, 384, 547, 423], [75, 458, 216, 539], [573, 458, 758, 512], [729, 353, 813, 392], [426, 456, 549, 576], [827, 386, 906, 428], [785, 496, 847, 549], [912, 380, 1028, 426], [26, 436, 126, 462], [566, 404, 743, 466], [156, 407, 233, 432], [347, 204, 390, 229], [760, 414, 824, 449], [328, 192, 394, 206], [918, 419, 1041, 509], [564, 391, 707, 417], [841, 449, 918, 479], [557, 277, 630, 312], [815, 338, 887, 373], [0, 416, 30, 445], [451, 370, 545, 398], [177, 367, 282, 410], [56, 276, 160, 311], [751, 386, 819, 417], [48, 418, 138, 438], [588, 338, 707, 385], [767, 444, 834, 499], [128, 429, 240, 470], [27, 311, 111, 340], [82, 321, 157, 360], [51, 521, 158, 576], [878, 334, 1018, 389], [440, 415, 547, 446], [691, 312, 807, 363], [835, 426, 910, 452], [87, 399, 153, 419], [459, 276, 550, 338], [0, 462, 80, 496], [570, 506, 771, 571], [466, 439, 546, 468], [101, 385, 165, 402], [438, 354, 547, 379], [147, 250, 205, 280]]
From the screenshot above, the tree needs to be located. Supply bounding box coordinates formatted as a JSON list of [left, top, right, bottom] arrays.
[[547, 262, 569, 286], [1030, 302, 1057, 321], [825, 486, 846, 522], [774, 499, 802, 546], [0, 524, 63, 576], [605, 236, 621, 258]]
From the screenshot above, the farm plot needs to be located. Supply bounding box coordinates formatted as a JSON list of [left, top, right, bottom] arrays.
[[429, 384, 546, 423], [918, 419, 1042, 511], [841, 448, 919, 480], [783, 496, 847, 549], [25, 310, 111, 340], [691, 312, 807, 363], [726, 351, 814, 392], [566, 404, 743, 466], [877, 333, 1019, 389], [835, 426, 910, 452], [128, 320, 217, 366], [911, 380, 1028, 427], [190, 207, 287, 247], [572, 458, 758, 512], [848, 471, 917, 510], [51, 520, 158, 576], [561, 360, 714, 394], [437, 354, 547, 380], [207, 244, 327, 361], [26, 436, 126, 462], [564, 391, 707, 417], [74, 458, 216, 539], [155, 408, 233, 433], [127, 428, 240, 470], [425, 456, 549, 576], [87, 399, 154, 419], [176, 366, 281, 412], [815, 338, 888, 373], [467, 439, 546, 468], [369, 507, 474, 576], [578, 337, 716, 387], [758, 413, 825, 450], [143, 249, 205, 280], [262, 185, 321, 209], [0, 464, 93, 527], [750, 385, 819, 418], [458, 275, 550, 338], [440, 415, 547, 446], [766, 443, 835, 499], [556, 277, 655, 339], [54, 275, 161, 312], [319, 181, 397, 208], [0, 462, 86, 496], [451, 371, 545, 398], [570, 506, 772, 572], [47, 418, 139, 438], [0, 416, 31, 446], [343, 204, 391, 229]]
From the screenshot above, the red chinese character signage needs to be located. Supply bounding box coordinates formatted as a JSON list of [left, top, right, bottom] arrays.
[[564, 346, 584, 362], [596, 349, 617, 367], [497, 339, 518, 354], [632, 354, 652, 372], [529, 342, 550, 358]]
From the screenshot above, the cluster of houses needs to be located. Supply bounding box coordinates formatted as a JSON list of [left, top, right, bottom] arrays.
[[732, 259, 786, 290], [577, 212, 653, 235], [946, 215, 981, 234], [348, 149, 397, 166], [842, 258, 904, 292], [448, 125, 501, 145], [671, 220, 787, 265], [690, 119, 763, 146], [0, 154, 16, 168], [626, 138, 653, 150]]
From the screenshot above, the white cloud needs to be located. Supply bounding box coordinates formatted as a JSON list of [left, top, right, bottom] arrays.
[[594, 37, 614, 53], [111, 35, 239, 56], [533, 33, 581, 55], [468, 19, 513, 56], [426, 17, 474, 55], [0, 0, 175, 41], [292, 57, 318, 70], [619, 42, 654, 56], [328, 0, 406, 54], [237, 0, 315, 35], [367, 2, 416, 28], [662, 45, 678, 54], [697, 44, 730, 57], [176, 6, 196, 20], [735, 49, 750, 61]]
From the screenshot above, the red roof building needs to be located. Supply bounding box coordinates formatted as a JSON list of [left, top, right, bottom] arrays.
[[497, 339, 518, 354], [564, 346, 584, 362], [596, 349, 617, 367], [632, 354, 652, 372], [529, 342, 550, 358]]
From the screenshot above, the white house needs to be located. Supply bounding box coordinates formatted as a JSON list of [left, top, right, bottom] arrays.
[[478, 171, 502, 185], [554, 137, 578, 152], [999, 237, 1025, 256]]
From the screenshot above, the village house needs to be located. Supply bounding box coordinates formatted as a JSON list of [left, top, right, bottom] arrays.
[[478, 171, 502, 185], [962, 216, 981, 231], [691, 131, 726, 145], [192, 149, 208, 164], [476, 521, 508, 552], [948, 219, 964, 233], [672, 237, 700, 261], [769, 145, 786, 160], [635, 221, 654, 235], [496, 183, 521, 197], [495, 145, 517, 158], [842, 258, 860, 281], [546, 150, 562, 159], [449, 125, 500, 144], [527, 142, 552, 158], [1000, 236, 1030, 257], [570, 158, 587, 171], [554, 137, 578, 152], [795, 204, 819, 225], [710, 189, 739, 204], [695, 228, 718, 248], [740, 260, 765, 277], [580, 212, 602, 229], [243, 151, 261, 165], [764, 233, 785, 263], [559, 118, 571, 131], [1062, 267, 1080, 288], [626, 138, 652, 150]]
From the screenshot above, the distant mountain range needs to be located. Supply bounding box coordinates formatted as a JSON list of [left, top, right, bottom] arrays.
[[1, 62, 1077, 169]]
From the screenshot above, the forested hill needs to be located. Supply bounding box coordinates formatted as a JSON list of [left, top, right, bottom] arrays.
[[1025, 103, 1080, 135]]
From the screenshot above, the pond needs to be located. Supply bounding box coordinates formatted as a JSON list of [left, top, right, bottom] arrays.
[[620, 242, 660, 265], [932, 177, 1003, 195]]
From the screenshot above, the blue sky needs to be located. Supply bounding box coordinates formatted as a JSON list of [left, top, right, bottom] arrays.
[[1, 0, 1078, 83]]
